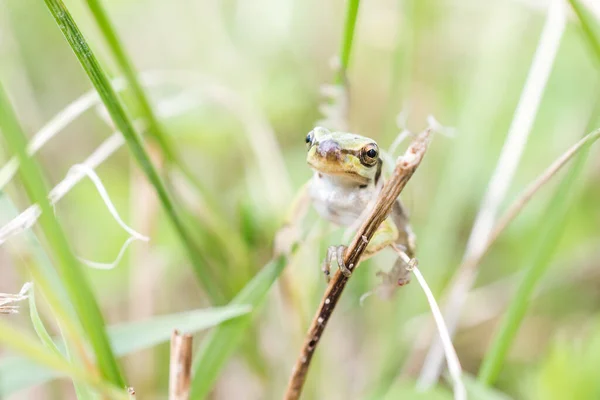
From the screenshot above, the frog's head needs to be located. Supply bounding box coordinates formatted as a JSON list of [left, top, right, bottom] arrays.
[[306, 127, 381, 186]]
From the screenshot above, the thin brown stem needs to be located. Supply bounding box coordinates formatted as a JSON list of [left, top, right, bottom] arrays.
[[283, 130, 431, 400], [169, 330, 193, 400]]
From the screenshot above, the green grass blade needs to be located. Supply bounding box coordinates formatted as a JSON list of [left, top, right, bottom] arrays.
[[0, 320, 129, 400], [83, 0, 231, 226], [383, 0, 415, 136], [0, 192, 78, 335], [83, 0, 238, 219], [462, 375, 512, 400], [189, 255, 288, 399], [336, 0, 361, 84], [28, 285, 63, 359], [40, 0, 224, 303], [0, 83, 125, 386], [84, 0, 177, 163], [82, 0, 255, 290], [0, 191, 97, 399], [28, 285, 95, 399], [569, 0, 600, 64], [0, 304, 250, 395], [478, 133, 598, 385], [108, 305, 251, 354]]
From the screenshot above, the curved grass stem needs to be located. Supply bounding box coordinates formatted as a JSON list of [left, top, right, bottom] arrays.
[[477, 148, 590, 385]]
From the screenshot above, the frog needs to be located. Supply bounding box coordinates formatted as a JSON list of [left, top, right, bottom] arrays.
[[277, 126, 416, 289]]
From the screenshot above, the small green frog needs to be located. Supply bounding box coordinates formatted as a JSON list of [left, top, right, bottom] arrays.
[[278, 127, 416, 291]]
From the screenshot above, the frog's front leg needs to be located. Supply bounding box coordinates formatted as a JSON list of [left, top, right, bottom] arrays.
[[362, 218, 399, 260], [321, 218, 398, 282]]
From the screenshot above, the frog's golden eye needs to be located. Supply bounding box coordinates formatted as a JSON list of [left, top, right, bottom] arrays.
[[360, 143, 379, 166]]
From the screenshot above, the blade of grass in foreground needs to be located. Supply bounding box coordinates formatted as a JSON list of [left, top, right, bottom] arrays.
[[569, 0, 600, 64], [41, 0, 224, 303], [478, 129, 598, 385], [84, 0, 178, 164], [0, 191, 100, 398], [83, 0, 219, 199], [0, 83, 125, 387], [0, 320, 129, 400], [83, 0, 251, 283], [0, 305, 251, 396], [0, 192, 81, 343], [28, 285, 95, 399], [189, 255, 288, 399], [336, 0, 361, 84]]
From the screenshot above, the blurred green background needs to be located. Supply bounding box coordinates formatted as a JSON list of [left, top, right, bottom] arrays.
[[1, 0, 599, 399]]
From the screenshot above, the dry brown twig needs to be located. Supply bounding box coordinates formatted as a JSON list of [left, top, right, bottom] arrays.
[[169, 330, 193, 400], [283, 130, 432, 400]]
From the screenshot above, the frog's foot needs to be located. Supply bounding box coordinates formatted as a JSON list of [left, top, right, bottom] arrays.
[[389, 244, 418, 286], [322, 245, 351, 282]]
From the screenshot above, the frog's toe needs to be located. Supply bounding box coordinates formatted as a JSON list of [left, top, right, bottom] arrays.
[[335, 245, 352, 277], [322, 245, 351, 280]]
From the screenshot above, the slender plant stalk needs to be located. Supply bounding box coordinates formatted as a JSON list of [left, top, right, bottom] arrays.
[[169, 330, 193, 400], [189, 254, 289, 399], [568, 0, 600, 64], [84, 0, 219, 199], [383, 0, 415, 137], [335, 0, 361, 85], [0, 83, 125, 387], [481, 128, 600, 253], [478, 120, 600, 385], [86, 0, 252, 301], [0, 193, 99, 385], [41, 0, 224, 303], [27, 283, 95, 398], [283, 130, 431, 400], [477, 2, 600, 385], [417, 0, 566, 385], [0, 318, 130, 400], [84, 0, 177, 163]]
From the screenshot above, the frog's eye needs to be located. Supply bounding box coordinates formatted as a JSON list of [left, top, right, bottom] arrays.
[[305, 131, 314, 148], [360, 144, 379, 166]]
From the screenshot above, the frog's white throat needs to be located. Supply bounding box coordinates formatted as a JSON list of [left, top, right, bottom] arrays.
[[312, 171, 372, 189], [309, 171, 377, 226]]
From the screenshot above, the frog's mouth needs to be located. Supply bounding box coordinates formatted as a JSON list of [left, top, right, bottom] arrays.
[[307, 159, 369, 185]]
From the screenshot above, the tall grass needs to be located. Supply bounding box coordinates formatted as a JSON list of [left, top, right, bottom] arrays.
[[477, 1, 600, 383], [336, 0, 360, 85], [479, 125, 598, 385], [41, 0, 224, 303], [1, 0, 599, 398], [0, 82, 125, 386], [84, 0, 180, 164]]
